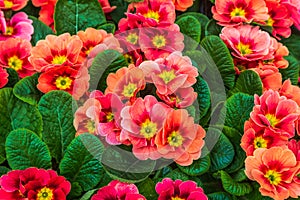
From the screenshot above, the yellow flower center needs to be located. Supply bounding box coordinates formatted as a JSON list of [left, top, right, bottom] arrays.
[[37, 187, 53, 200], [265, 170, 282, 186], [52, 55, 67, 65], [158, 70, 176, 84], [122, 83, 137, 98], [126, 33, 139, 45], [4, 0, 13, 8], [172, 197, 185, 200], [85, 120, 96, 133], [168, 131, 184, 147], [237, 42, 252, 56], [124, 54, 134, 64], [85, 46, 94, 55], [5, 26, 14, 35], [265, 113, 280, 127], [55, 76, 73, 90], [143, 10, 160, 22], [152, 35, 166, 48], [8, 55, 23, 71], [106, 112, 114, 122], [230, 7, 246, 17], [253, 136, 268, 149], [266, 17, 275, 26], [140, 119, 157, 139]]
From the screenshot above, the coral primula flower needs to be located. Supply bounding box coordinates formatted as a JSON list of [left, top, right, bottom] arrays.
[[212, 0, 269, 26], [241, 121, 288, 156], [139, 26, 184, 60], [288, 139, 300, 161], [250, 89, 300, 138], [172, 0, 194, 12], [220, 25, 273, 62], [0, 12, 34, 41], [0, 67, 8, 88], [120, 95, 170, 160], [155, 109, 206, 166], [90, 90, 125, 145], [38, 0, 56, 31], [279, 79, 300, 106], [37, 65, 89, 100], [29, 33, 83, 72], [98, 0, 116, 14], [74, 98, 101, 136], [0, 38, 34, 78], [0, 0, 28, 11], [155, 178, 208, 200], [139, 51, 198, 95], [245, 147, 300, 200], [91, 180, 146, 200]]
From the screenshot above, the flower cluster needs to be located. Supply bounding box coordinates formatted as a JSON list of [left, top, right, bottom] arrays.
[[0, 167, 71, 199]]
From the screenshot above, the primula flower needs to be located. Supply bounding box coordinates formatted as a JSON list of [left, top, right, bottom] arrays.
[[120, 95, 170, 160], [155, 109, 206, 166], [139, 51, 198, 95], [139, 26, 184, 60], [220, 25, 274, 62], [37, 65, 89, 100], [279, 79, 300, 106], [155, 178, 208, 200], [90, 90, 125, 145], [0, 38, 34, 78], [91, 180, 146, 200], [288, 139, 300, 161], [250, 89, 300, 138], [172, 0, 194, 11], [0, 12, 33, 41], [212, 0, 269, 26], [245, 147, 300, 200], [241, 121, 288, 156], [29, 33, 83, 72], [0, 67, 8, 88], [282, 0, 300, 30], [0, 0, 28, 11], [38, 0, 56, 30], [98, 0, 116, 14]]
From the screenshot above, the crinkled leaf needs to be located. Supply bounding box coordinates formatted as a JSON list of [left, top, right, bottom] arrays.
[[0, 166, 10, 176], [193, 76, 211, 119], [209, 128, 235, 172], [207, 192, 232, 200], [136, 178, 158, 200], [178, 154, 210, 176], [60, 134, 104, 191], [29, 16, 54, 46], [89, 49, 128, 92], [280, 55, 300, 85], [5, 129, 52, 170], [98, 23, 116, 34], [20, 1, 40, 18], [68, 182, 83, 200], [219, 170, 252, 196], [54, 0, 106, 35], [101, 146, 156, 183], [184, 50, 207, 74], [224, 93, 254, 133], [13, 73, 43, 105], [281, 28, 300, 60], [176, 15, 201, 50], [230, 70, 263, 96], [241, 182, 273, 200], [164, 168, 190, 181], [80, 189, 98, 200], [201, 35, 235, 90], [108, 0, 129, 24], [38, 91, 76, 162], [6, 68, 19, 88], [232, 168, 248, 182], [205, 19, 222, 37]]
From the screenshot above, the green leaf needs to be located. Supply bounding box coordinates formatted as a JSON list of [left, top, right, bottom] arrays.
[[281, 28, 300, 61], [6, 68, 19, 88], [0, 166, 10, 176], [38, 91, 76, 162], [89, 49, 128, 92], [232, 168, 248, 182], [184, 50, 207, 74], [209, 128, 235, 172], [136, 178, 158, 200], [98, 23, 116, 34], [54, 0, 106, 35], [207, 192, 232, 200], [177, 154, 210, 176], [19, 1, 40, 18], [101, 146, 156, 183], [230, 70, 263, 96], [68, 182, 83, 199], [80, 189, 98, 200], [29, 16, 54, 46], [59, 134, 104, 191], [219, 170, 252, 196], [205, 19, 222, 37], [5, 129, 52, 170], [193, 76, 211, 119], [280, 55, 300, 85], [224, 93, 254, 133], [176, 15, 201, 50], [109, 0, 129, 24], [13, 73, 43, 105], [164, 168, 190, 181], [201, 35, 236, 90], [241, 182, 273, 200], [0, 88, 42, 162]]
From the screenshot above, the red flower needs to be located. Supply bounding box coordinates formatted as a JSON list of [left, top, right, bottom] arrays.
[[98, 0, 116, 14], [172, 0, 194, 12], [0, 0, 28, 11], [0, 67, 8, 88], [155, 178, 208, 200], [91, 180, 146, 200]]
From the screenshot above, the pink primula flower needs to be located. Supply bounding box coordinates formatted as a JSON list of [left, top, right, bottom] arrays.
[[282, 0, 300, 30], [155, 178, 208, 200]]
